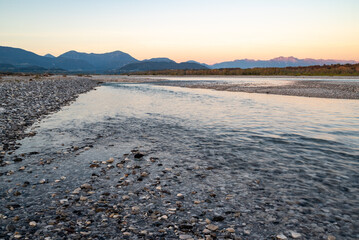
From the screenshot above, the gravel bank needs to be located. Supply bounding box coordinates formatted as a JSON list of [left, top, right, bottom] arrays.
[[93, 75, 359, 99], [0, 75, 99, 156], [170, 80, 359, 99]]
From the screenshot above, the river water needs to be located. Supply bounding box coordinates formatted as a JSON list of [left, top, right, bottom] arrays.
[[14, 80, 359, 239]]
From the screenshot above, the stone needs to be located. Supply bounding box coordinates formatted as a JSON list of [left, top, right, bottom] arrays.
[[141, 172, 149, 177], [203, 229, 211, 234], [134, 152, 144, 158], [81, 183, 92, 189], [206, 224, 219, 231], [80, 196, 88, 201], [107, 157, 114, 163], [327, 236, 336, 240], [84, 147, 91, 150], [72, 188, 81, 194], [226, 228, 235, 233], [290, 231, 302, 239], [122, 195, 130, 200], [276, 233, 288, 240], [179, 235, 193, 239], [29, 221, 37, 227], [212, 215, 225, 222], [177, 193, 184, 198], [39, 179, 46, 184]]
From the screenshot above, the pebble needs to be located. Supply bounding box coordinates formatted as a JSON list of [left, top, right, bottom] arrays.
[[327, 236, 336, 240], [29, 221, 37, 227], [276, 233, 288, 240], [107, 157, 114, 163], [206, 224, 219, 231], [226, 228, 235, 233], [81, 183, 92, 189], [80, 196, 88, 201], [179, 234, 193, 239], [290, 231, 302, 239]]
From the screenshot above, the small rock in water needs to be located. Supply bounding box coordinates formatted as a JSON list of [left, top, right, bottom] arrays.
[[107, 157, 114, 163], [226, 228, 235, 233], [84, 146, 91, 150], [134, 152, 144, 159], [39, 179, 46, 184], [290, 231, 302, 239], [29, 221, 37, 227], [327, 236, 336, 240], [276, 233, 288, 240], [72, 188, 81, 194], [81, 183, 92, 189]]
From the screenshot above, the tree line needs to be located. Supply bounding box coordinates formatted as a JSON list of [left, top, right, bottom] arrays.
[[126, 64, 359, 76]]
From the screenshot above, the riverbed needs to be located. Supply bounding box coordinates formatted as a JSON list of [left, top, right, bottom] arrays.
[[1, 77, 358, 239]]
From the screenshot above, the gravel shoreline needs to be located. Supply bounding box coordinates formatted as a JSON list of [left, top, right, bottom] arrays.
[[0, 75, 99, 157], [93, 75, 359, 99]]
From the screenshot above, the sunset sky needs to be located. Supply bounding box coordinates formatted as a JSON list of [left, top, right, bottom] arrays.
[[0, 0, 358, 64]]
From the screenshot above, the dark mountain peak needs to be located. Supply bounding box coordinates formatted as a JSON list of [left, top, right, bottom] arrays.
[[44, 54, 55, 58], [144, 57, 176, 63]]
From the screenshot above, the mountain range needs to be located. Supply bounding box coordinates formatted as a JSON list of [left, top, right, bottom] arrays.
[[0, 46, 357, 74]]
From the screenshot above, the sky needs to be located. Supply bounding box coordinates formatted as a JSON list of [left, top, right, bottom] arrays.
[[0, 0, 358, 64]]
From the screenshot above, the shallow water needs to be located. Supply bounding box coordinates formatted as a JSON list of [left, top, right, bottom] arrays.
[[14, 81, 359, 238]]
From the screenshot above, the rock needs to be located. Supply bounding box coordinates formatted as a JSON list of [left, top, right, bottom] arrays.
[[244, 230, 251, 235], [179, 235, 193, 239], [19, 166, 26, 171], [141, 172, 149, 177], [276, 233, 288, 240], [327, 236, 336, 240], [84, 147, 91, 150], [132, 206, 140, 213], [14, 234, 22, 239], [81, 183, 92, 189], [29, 221, 37, 227], [177, 193, 184, 198], [226, 228, 235, 233], [39, 179, 46, 184], [203, 229, 211, 234], [107, 157, 114, 163], [194, 200, 201, 204], [140, 230, 147, 235], [123, 232, 131, 236], [290, 231, 302, 239], [206, 224, 219, 231], [134, 152, 144, 159], [122, 195, 130, 201], [212, 215, 225, 222], [72, 188, 81, 194], [80, 196, 88, 201]]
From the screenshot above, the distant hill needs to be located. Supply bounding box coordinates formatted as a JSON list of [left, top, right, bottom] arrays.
[[44, 53, 55, 58], [144, 58, 176, 63], [58, 50, 139, 71], [117, 61, 208, 73], [211, 56, 357, 69], [0, 46, 94, 71]]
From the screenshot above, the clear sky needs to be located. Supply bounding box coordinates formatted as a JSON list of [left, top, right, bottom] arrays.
[[0, 0, 358, 64]]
